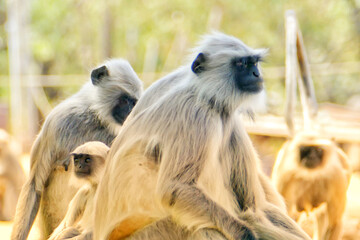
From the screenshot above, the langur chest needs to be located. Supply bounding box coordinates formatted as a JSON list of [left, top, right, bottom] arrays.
[[197, 155, 237, 216]]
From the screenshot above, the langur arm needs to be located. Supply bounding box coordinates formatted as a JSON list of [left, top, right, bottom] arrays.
[[230, 127, 310, 240], [156, 120, 255, 239], [159, 181, 254, 239], [258, 173, 287, 212], [63, 186, 90, 225]]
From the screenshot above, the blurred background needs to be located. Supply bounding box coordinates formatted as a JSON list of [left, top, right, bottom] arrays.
[[0, 0, 359, 149], [0, 0, 360, 239]]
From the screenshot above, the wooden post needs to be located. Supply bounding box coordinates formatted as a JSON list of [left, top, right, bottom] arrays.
[[296, 24, 318, 129], [284, 10, 319, 134], [284, 10, 298, 136]]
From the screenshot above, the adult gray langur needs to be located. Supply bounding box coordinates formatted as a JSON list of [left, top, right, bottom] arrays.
[[94, 33, 310, 240], [11, 59, 143, 240]]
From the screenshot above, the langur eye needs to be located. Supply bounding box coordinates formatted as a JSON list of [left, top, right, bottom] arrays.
[[85, 158, 91, 163], [74, 158, 79, 163]]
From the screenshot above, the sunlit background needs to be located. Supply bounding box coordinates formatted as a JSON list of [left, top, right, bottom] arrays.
[[0, 0, 360, 239], [0, 0, 359, 146]]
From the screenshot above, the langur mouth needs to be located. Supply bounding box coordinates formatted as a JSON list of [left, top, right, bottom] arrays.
[[239, 81, 264, 93]]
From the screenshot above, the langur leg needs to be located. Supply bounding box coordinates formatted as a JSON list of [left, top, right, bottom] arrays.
[[67, 231, 92, 240], [324, 221, 342, 240], [324, 199, 345, 240], [190, 228, 228, 240], [126, 217, 228, 240], [50, 227, 81, 240], [125, 217, 189, 240]]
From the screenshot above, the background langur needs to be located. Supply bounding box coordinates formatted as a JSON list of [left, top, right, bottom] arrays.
[[272, 131, 351, 240], [49, 141, 109, 240], [0, 129, 26, 221], [94, 32, 310, 240], [11, 59, 143, 240]]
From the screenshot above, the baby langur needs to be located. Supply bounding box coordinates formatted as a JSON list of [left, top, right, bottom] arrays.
[[49, 141, 109, 240], [272, 132, 351, 240]]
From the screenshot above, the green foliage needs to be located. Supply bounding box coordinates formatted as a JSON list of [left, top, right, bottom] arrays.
[[1, 0, 359, 107]]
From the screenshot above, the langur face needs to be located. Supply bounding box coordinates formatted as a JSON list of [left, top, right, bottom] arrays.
[[231, 55, 264, 93]]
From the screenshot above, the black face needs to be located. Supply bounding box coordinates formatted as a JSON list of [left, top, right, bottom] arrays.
[[299, 145, 324, 169], [111, 94, 137, 124], [73, 154, 92, 177], [232, 55, 263, 93]]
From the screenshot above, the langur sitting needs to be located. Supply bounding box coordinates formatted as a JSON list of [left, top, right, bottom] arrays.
[[11, 59, 143, 240], [272, 131, 351, 240], [94, 32, 310, 240]]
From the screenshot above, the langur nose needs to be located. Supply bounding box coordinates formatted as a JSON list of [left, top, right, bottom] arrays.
[[253, 71, 260, 77]]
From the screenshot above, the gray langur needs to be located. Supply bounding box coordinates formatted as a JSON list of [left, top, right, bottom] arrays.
[[94, 32, 310, 240], [49, 141, 109, 240], [0, 129, 26, 221], [11, 59, 143, 240], [272, 131, 351, 240]]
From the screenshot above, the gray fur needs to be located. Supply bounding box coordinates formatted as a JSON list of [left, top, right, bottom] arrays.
[[94, 33, 310, 240], [11, 59, 143, 240]]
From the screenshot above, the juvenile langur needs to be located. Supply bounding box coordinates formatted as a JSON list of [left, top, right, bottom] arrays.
[[11, 59, 143, 240], [49, 141, 109, 240], [0, 129, 26, 221], [94, 32, 310, 240], [272, 131, 351, 240]]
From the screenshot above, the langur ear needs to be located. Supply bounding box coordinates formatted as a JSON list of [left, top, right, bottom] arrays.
[[191, 53, 207, 75], [91, 65, 109, 86], [63, 158, 71, 171]]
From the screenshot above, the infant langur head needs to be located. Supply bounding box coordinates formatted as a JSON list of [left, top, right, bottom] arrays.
[[70, 141, 110, 185]]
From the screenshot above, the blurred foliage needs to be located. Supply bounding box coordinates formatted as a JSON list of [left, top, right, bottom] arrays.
[[0, 0, 359, 110]]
